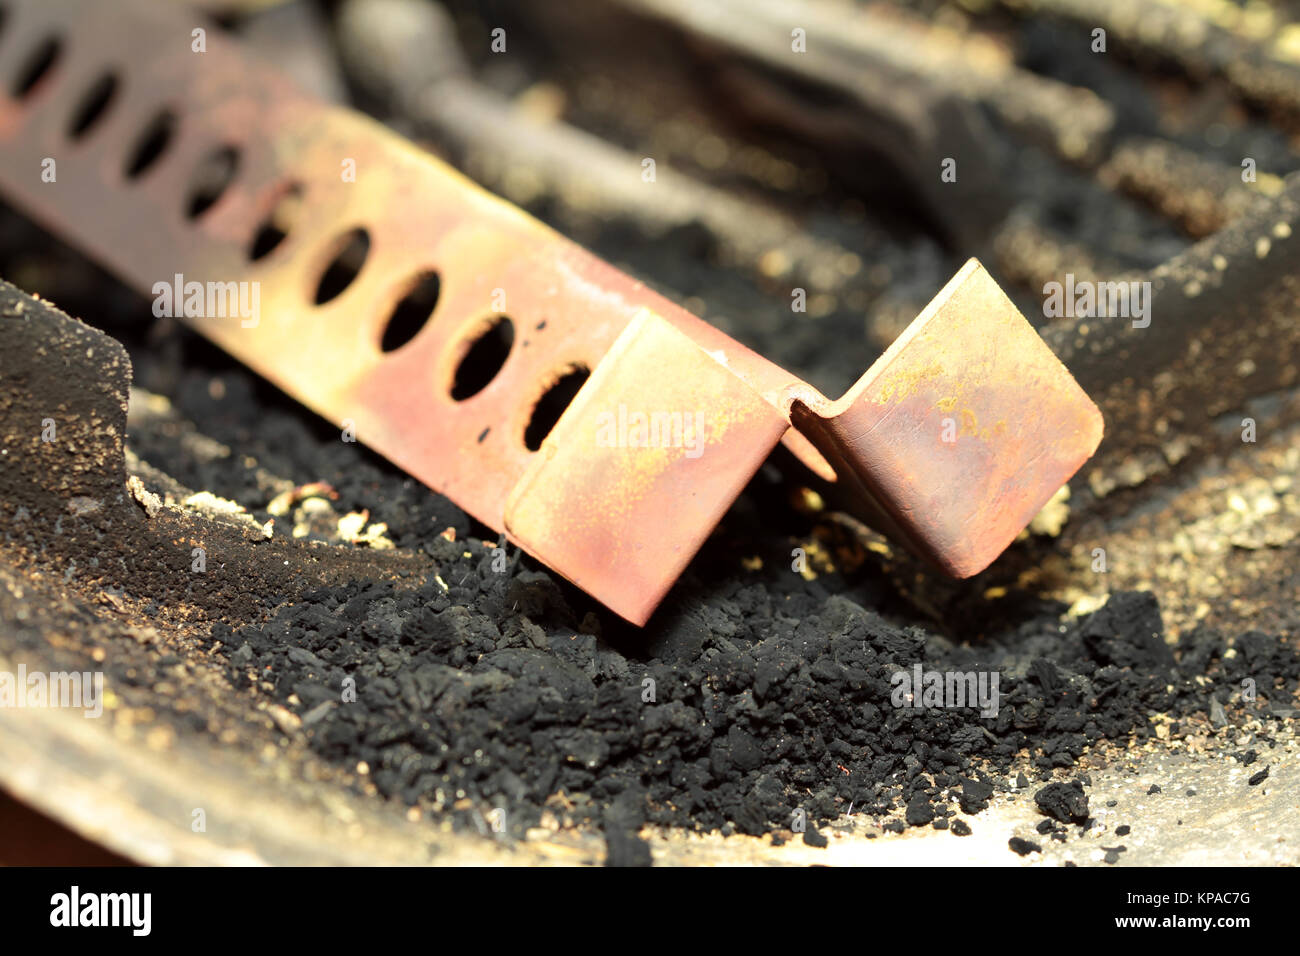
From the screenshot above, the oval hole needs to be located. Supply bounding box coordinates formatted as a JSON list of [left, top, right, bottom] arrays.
[[184, 145, 240, 219], [248, 183, 303, 261], [381, 270, 440, 353], [524, 365, 590, 451], [67, 72, 120, 139], [11, 34, 61, 99], [124, 109, 177, 180], [450, 316, 514, 401], [313, 228, 370, 305]]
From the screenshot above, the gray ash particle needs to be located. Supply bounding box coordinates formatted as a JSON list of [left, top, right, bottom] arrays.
[[1210, 697, 1228, 728]]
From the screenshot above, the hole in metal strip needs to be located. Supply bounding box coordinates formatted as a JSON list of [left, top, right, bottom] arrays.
[[312, 227, 370, 305], [247, 182, 303, 261], [123, 108, 177, 180], [380, 270, 440, 353], [524, 365, 590, 451], [11, 34, 61, 99], [184, 145, 240, 220], [67, 71, 119, 139], [450, 316, 514, 401]]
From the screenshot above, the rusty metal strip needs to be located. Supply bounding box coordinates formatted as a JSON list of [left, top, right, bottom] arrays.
[[0, 0, 1102, 624]]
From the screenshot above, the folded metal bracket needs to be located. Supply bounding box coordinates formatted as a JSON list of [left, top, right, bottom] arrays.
[[0, 0, 1102, 624]]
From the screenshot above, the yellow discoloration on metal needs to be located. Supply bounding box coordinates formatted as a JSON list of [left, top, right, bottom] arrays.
[[791, 259, 1104, 578]]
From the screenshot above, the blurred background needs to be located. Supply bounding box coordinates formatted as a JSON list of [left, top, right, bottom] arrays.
[[10, 0, 1296, 399]]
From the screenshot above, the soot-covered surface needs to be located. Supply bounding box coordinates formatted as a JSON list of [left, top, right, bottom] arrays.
[[120, 337, 1300, 860]]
